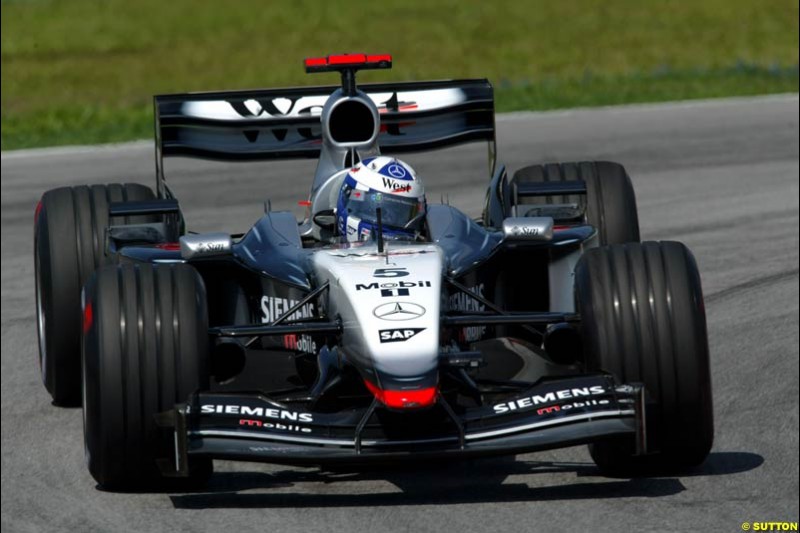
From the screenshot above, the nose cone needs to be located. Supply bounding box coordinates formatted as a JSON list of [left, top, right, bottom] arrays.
[[312, 242, 444, 398]]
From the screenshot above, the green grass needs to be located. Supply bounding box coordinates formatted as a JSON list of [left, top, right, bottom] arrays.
[[497, 63, 799, 110], [2, 0, 798, 150]]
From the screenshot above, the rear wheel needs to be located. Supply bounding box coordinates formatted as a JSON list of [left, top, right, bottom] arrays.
[[34, 183, 156, 405], [575, 241, 713, 475], [510, 161, 640, 244], [82, 263, 212, 490]]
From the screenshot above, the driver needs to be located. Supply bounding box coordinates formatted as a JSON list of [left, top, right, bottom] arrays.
[[336, 156, 426, 242]]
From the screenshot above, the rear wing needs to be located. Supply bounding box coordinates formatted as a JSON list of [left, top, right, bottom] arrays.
[[153, 79, 495, 195]]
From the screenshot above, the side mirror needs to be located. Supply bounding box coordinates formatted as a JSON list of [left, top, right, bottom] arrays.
[[179, 232, 233, 259], [313, 209, 337, 230], [502, 217, 553, 241]]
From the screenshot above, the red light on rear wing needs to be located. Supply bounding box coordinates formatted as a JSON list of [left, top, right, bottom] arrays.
[[304, 54, 392, 73]]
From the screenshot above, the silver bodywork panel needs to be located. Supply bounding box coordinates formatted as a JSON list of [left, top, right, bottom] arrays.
[[312, 242, 444, 388]]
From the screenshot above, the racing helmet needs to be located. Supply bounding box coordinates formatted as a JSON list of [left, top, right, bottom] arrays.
[[336, 156, 426, 242]]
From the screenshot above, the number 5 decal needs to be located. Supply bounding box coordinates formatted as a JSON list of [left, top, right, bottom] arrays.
[[374, 268, 408, 278]]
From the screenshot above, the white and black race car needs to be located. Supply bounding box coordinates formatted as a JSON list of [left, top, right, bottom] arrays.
[[34, 54, 713, 489]]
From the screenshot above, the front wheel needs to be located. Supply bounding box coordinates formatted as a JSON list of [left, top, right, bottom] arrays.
[[82, 263, 212, 490], [576, 241, 713, 475]]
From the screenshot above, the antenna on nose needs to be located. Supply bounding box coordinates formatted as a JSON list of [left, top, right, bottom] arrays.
[[375, 207, 385, 254]]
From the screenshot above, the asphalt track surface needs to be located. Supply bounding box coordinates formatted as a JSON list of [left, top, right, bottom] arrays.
[[2, 94, 798, 532]]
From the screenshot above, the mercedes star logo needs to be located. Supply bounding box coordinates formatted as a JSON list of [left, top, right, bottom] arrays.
[[373, 302, 425, 321], [386, 163, 407, 179]]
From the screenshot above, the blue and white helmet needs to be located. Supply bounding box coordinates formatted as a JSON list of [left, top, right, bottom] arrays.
[[336, 156, 426, 242]]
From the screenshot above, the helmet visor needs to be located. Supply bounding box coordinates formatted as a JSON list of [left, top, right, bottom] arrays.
[[343, 188, 425, 232]]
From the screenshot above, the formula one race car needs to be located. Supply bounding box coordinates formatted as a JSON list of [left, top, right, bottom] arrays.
[[34, 54, 713, 489]]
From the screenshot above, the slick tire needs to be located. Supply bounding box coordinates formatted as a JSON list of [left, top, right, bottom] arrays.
[[82, 263, 212, 490], [510, 161, 640, 244], [34, 183, 157, 406], [576, 241, 713, 475]]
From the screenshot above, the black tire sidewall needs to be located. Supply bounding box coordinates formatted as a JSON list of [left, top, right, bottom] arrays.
[[35, 190, 82, 405], [35, 184, 157, 406], [585, 162, 640, 245], [577, 241, 713, 473], [83, 263, 211, 489]]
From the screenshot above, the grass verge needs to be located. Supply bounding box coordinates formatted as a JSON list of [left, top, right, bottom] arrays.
[[2, 0, 798, 150]]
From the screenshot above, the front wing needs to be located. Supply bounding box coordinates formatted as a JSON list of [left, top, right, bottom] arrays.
[[159, 375, 645, 472]]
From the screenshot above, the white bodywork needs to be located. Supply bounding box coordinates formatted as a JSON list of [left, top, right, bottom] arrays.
[[312, 242, 444, 386]]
